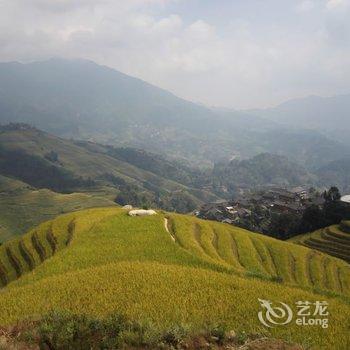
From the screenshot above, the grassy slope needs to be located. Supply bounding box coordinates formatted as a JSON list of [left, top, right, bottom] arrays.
[[0, 208, 349, 348], [0, 175, 115, 242], [0, 127, 220, 241], [0, 128, 219, 203], [289, 222, 350, 264]]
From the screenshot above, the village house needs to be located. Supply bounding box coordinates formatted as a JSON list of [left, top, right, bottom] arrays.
[[197, 186, 317, 227]]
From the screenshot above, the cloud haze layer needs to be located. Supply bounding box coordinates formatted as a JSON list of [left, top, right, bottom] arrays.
[[0, 0, 349, 108]]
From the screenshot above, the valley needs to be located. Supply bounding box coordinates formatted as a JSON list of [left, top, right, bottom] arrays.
[[1, 0, 350, 346], [0, 124, 220, 241], [0, 59, 349, 349], [2, 122, 350, 245]]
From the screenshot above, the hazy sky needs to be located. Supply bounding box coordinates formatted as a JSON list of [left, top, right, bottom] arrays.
[[0, 0, 349, 108]]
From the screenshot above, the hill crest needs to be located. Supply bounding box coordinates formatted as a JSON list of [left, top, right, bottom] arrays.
[[0, 208, 349, 349]]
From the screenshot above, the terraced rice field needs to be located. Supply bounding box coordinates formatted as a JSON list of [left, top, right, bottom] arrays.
[[290, 221, 350, 264], [0, 208, 349, 349], [0, 208, 118, 288], [1, 210, 349, 294], [0, 175, 116, 242], [166, 214, 350, 295]]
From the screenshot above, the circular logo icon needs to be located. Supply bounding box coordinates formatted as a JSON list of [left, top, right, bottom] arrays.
[[258, 298, 293, 328]]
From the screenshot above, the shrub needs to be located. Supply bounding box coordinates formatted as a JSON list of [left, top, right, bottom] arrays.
[[209, 323, 228, 344], [35, 311, 161, 349], [25, 311, 192, 349], [161, 324, 188, 347], [236, 330, 248, 345], [270, 275, 283, 283]]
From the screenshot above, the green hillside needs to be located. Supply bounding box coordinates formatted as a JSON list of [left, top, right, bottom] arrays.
[[290, 221, 350, 264], [0, 175, 115, 242], [316, 157, 350, 193], [0, 125, 220, 241], [0, 126, 202, 195], [212, 152, 315, 189], [0, 208, 349, 349]]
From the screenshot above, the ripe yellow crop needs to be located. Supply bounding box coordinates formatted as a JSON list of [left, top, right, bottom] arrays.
[[0, 207, 349, 349]]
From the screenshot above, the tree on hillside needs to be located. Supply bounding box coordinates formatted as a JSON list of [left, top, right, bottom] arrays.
[[323, 186, 341, 202], [298, 186, 350, 232], [269, 212, 300, 239], [299, 205, 326, 233]]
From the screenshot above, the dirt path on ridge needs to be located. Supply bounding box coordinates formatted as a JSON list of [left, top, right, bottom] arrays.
[[164, 218, 175, 242]]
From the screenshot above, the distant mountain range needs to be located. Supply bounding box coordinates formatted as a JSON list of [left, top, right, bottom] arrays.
[[249, 94, 350, 146], [0, 58, 349, 169], [316, 156, 350, 193]]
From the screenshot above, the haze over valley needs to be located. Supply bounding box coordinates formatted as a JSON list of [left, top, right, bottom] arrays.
[[1, 58, 350, 239]]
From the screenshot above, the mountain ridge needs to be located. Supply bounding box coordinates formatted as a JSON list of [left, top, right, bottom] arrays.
[[248, 93, 350, 146], [1, 58, 349, 167]]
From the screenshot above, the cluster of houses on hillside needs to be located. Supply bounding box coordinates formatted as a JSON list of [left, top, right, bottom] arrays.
[[196, 186, 325, 226]]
